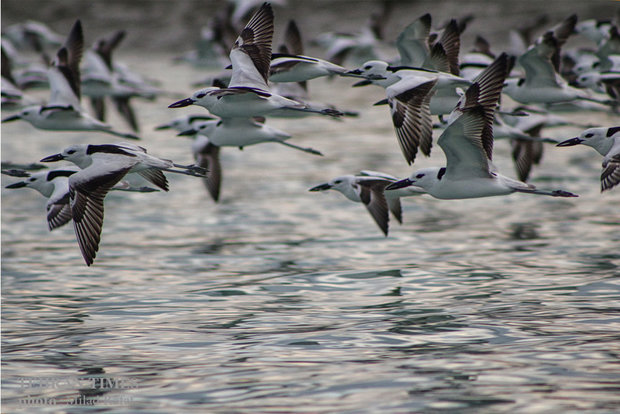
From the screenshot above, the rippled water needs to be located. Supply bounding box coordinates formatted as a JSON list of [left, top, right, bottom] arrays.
[[2, 23, 620, 414]]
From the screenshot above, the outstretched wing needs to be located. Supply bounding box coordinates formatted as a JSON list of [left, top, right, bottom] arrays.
[[69, 166, 130, 266], [196, 142, 222, 202], [439, 106, 492, 179], [601, 154, 620, 192], [518, 32, 560, 88], [356, 178, 391, 236], [228, 2, 274, 90], [47, 201, 72, 230], [49, 20, 83, 108], [388, 78, 437, 164]]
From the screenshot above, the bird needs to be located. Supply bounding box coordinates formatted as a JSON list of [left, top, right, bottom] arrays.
[[81, 29, 143, 132], [309, 171, 412, 236], [268, 19, 357, 119], [177, 116, 322, 155], [556, 126, 620, 192], [345, 59, 472, 116], [4, 166, 159, 231], [169, 3, 341, 119], [502, 31, 612, 106], [385, 53, 578, 200], [269, 19, 347, 83], [1, 20, 140, 140], [39, 143, 206, 265], [269, 53, 347, 83]]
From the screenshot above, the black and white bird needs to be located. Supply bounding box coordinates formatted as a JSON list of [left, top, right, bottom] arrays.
[[1, 20, 139, 139], [386, 54, 578, 200], [557, 126, 620, 192], [39, 143, 206, 265], [309, 173, 396, 236], [4, 166, 158, 231], [308, 170, 426, 236], [169, 3, 341, 118]]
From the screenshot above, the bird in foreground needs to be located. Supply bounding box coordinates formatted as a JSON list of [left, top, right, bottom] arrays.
[[39, 143, 206, 265], [556, 126, 620, 192], [4, 166, 158, 231], [169, 3, 341, 118], [309, 171, 425, 236], [385, 53, 578, 200], [1, 20, 140, 140]]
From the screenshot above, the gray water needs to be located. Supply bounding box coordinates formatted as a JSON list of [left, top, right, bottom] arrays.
[[3, 2, 620, 413]]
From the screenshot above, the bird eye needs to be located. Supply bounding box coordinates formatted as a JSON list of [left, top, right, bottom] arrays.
[[584, 133, 593, 138], [196, 92, 206, 99], [333, 180, 342, 184], [67, 150, 76, 154], [29, 177, 36, 182], [364, 65, 372, 70], [416, 173, 425, 179]]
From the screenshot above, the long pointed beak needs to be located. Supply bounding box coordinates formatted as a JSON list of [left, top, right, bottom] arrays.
[[168, 98, 195, 108], [342, 69, 364, 77], [373, 98, 389, 106], [5, 181, 27, 189], [367, 74, 387, 81], [40, 153, 65, 162], [352, 79, 373, 87], [177, 128, 197, 136], [385, 178, 414, 191], [2, 114, 21, 123], [309, 183, 332, 192], [556, 137, 583, 147], [154, 123, 171, 130]]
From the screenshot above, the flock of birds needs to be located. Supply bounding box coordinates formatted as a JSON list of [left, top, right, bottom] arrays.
[[2, 1, 619, 266]]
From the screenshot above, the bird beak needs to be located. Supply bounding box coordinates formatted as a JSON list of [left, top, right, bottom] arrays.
[[309, 183, 332, 191], [5, 181, 27, 189], [168, 98, 195, 108], [40, 153, 65, 162], [367, 74, 386, 80], [352, 79, 373, 87], [177, 128, 197, 136], [373, 98, 389, 106], [385, 178, 414, 191], [556, 137, 584, 147], [342, 69, 364, 77], [154, 123, 171, 130], [2, 114, 21, 123]]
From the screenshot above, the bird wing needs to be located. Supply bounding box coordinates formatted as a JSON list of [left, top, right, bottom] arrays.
[[355, 178, 391, 236], [48, 20, 83, 109], [518, 32, 560, 88], [396, 13, 431, 67], [228, 2, 274, 90], [46, 200, 72, 230], [601, 154, 620, 192], [435, 19, 461, 75], [69, 164, 131, 266], [94, 30, 125, 71], [196, 142, 221, 202], [387, 78, 437, 164], [438, 106, 493, 179]]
